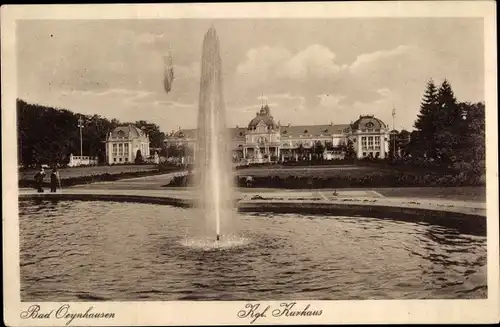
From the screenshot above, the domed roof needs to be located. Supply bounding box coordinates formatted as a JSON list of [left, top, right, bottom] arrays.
[[248, 105, 278, 129], [351, 115, 387, 130], [111, 124, 145, 139]]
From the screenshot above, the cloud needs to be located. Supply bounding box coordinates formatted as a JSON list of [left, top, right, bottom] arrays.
[[229, 44, 423, 127], [280, 44, 343, 80], [153, 100, 196, 108], [236, 46, 292, 87], [377, 88, 392, 98], [233, 44, 418, 107], [236, 44, 344, 85], [349, 45, 416, 74]]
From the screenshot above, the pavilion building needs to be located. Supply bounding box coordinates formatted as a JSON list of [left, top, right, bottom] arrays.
[[105, 124, 150, 164], [164, 104, 390, 163]]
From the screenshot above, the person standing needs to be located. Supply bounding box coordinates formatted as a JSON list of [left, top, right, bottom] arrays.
[[34, 167, 46, 193], [50, 168, 60, 193]]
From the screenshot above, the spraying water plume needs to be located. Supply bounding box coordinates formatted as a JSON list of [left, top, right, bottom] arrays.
[[194, 26, 235, 241]]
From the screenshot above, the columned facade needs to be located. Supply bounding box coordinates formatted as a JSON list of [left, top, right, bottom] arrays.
[[350, 115, 389, 159], [105, 124, 150, 164], [165, 105, 390, 162]]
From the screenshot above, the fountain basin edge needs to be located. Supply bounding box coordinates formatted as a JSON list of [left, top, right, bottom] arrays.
[[19, 192, 486, 236]]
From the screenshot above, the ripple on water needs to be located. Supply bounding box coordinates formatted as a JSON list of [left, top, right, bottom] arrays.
[[18, 200, 487, 301], [180, 235, 251, 251]]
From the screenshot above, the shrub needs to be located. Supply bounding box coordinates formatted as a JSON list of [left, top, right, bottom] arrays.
[[19, 166, 186, 189], [231, 170, 484, 189]]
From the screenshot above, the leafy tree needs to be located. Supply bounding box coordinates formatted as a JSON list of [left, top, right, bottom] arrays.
[[135, 149, 143, 164], [398, 130, 411, 157], [434, 79, 464, 164], [165, 144, 181, 158], [313, 141, 325, 160], [134, 120, 166, 150], [388, 130, 399, 159], [344, 139, 356, 159], [296, 143, 305, 159], [324, 141, 334, 150], [459, 101, 485, 174], [405, 130, 424, 160], [17, 99, 167, 167]]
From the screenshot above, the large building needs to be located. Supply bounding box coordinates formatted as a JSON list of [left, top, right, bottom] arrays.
[[105, 124, 151, 164], [164, 105, 390, 163]]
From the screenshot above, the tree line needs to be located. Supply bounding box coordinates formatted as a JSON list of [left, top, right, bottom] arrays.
[[392, 79, 485, 175], [17, 99, 167, 167]]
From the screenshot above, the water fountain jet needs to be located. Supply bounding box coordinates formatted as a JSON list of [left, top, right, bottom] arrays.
[[194, 26, 234, 242]]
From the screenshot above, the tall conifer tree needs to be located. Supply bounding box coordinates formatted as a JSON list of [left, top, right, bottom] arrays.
[[435, 79, 463, 164], [414, 79, 439, 158]]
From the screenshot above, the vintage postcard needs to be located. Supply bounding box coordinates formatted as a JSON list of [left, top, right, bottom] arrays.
[[2, 2, 499, 326]]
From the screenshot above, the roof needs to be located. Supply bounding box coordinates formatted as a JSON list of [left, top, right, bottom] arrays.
[[166, 124, 352, 142], [230, 127, 247, 140], [110, 124, 147, 139], [279, 124, 351, 137], [248, 105, 278, 129], [351, 115, 387, 130], [170, 129, 196, 139], [168, 127, 247, 141]]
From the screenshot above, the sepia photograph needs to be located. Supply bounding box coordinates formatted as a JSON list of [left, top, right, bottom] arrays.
[[2, 2, 499, 326]]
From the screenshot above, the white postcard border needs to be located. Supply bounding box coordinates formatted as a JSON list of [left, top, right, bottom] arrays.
[[2, 2, 499, 326]]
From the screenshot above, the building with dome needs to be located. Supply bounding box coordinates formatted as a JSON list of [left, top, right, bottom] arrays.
[[105, 124, 150, 164], [164, 104, 390, 163]]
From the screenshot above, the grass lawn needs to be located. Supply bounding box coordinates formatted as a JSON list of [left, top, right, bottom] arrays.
[[237, 165, 380, 178], [19, 164, 157, 180]]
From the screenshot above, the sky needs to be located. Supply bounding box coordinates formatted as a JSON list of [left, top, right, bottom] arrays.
[[17, 18, 484, 133]]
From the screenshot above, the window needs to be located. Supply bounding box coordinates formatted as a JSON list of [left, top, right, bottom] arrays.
[[119, 158, 122, 162], [112, 144, 117, 156], [361, 137, 367, 149], [363, 152, 366, 157], [374, 137, 381, 148], [125, 158, 128, 162], [124, 143, 129, 156], [118, 143, 123, 156], [368, 137, 374, 149], [113, 158, 117, 162]]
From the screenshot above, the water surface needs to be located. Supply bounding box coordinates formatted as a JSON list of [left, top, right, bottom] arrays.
[[19, 200, 487, 301]]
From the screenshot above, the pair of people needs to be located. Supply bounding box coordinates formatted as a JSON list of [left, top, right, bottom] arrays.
[[34, 167, 60, 193]]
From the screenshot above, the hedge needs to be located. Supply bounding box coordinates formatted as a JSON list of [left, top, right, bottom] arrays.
[[165, 170, 485, 188]]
